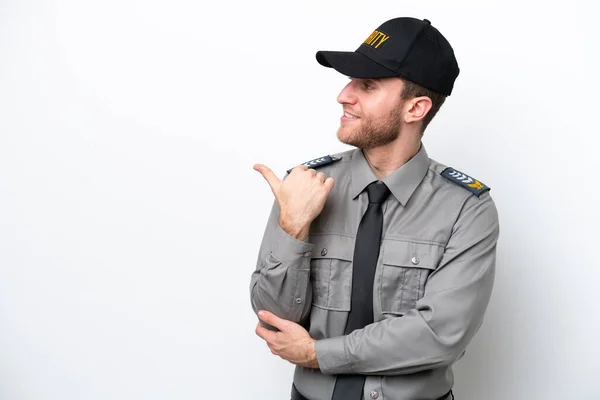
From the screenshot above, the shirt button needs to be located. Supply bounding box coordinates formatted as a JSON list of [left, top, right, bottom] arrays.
[[303, 251, 312, 257], [411, 256, 420, 265], [295, 298, 302, 304], [370, 391, 379, 399], [321, 248, 328, 256]]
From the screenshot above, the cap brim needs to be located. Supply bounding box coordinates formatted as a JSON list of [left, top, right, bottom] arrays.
[[316, 50, 398, 79]]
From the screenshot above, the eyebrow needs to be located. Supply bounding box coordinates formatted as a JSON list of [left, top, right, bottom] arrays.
[[347, 77, 382, 82]]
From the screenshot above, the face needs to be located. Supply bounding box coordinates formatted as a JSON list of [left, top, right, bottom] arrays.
[[336, 77, 406, 149]]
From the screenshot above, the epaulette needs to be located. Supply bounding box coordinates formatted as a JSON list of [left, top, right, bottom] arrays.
[[441, 167, 490, 197], [286, 155, 342, 174]]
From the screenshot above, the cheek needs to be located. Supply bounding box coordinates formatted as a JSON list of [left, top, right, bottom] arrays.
[[376, 97, 403, 118], [363, 106, 385, 122], [364, 96, 394, 117]]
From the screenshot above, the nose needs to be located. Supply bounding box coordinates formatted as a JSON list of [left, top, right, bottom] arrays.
[[337, 80, 357, 105]]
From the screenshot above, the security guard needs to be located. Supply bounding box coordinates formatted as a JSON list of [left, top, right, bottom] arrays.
[[250, 17, 499, 400]]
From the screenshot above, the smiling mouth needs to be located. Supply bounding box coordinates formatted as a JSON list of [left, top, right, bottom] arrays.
[[343, 111, 359, 119]]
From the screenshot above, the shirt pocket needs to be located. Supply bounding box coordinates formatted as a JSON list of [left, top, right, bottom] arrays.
[[308, 234, 354, 312], [380, 240, 443, 315]]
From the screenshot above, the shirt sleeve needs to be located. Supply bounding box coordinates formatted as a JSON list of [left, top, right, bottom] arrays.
[[249, 200, 314, 327], [315, 193, 500, 375]]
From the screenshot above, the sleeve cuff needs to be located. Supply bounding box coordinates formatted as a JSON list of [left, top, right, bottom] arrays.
[[315, 336, 351, 375], [269, 223, 315, 267]]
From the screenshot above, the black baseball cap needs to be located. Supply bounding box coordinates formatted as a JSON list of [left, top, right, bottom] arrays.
[[316, 17, 460, 96]]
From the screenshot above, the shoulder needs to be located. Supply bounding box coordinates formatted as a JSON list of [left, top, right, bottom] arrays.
[[426, 158, 499, 233], [286, 149, 354, 174], [427, 158, 492, 199]]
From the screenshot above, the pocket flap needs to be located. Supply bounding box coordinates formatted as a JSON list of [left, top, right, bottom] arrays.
[[308, 234, 354, 261], [382, 240, 442, 270]]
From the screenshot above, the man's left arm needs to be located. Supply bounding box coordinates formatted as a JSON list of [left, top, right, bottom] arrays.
[[315, 193, 499, 376]]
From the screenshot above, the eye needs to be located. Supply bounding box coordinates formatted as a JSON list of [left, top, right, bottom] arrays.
[[361, 80, 375, 90]]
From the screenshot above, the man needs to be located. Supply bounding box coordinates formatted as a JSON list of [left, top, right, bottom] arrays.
[[249, 16, 499, 400]]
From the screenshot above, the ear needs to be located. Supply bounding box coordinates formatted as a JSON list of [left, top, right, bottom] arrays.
[[404, 96, 433, 124]]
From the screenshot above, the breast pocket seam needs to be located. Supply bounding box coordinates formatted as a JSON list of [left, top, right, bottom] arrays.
[[309, 234, 354, 312], [380, 240, 441, 315]]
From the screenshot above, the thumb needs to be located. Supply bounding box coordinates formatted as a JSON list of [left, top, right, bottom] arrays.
[[254, 164, 281, 195], [258, 310, 288, 331]]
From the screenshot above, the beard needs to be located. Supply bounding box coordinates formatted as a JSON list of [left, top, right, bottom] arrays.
[[337, 101, 404, 149]]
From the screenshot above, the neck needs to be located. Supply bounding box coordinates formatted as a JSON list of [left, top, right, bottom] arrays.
[[362, 135, 422, 180]]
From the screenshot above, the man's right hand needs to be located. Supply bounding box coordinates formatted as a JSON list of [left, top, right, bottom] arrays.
[[253, 163, 335, 241]]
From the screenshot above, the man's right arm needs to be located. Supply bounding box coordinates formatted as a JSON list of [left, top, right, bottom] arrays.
[[249, 200, 314, 325]]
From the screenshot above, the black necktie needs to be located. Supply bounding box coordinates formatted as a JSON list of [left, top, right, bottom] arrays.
[[331, 181, 390, 400]]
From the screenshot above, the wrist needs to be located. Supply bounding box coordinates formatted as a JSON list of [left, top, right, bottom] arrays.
[[279, 216, 310, 241], [305, 339, 319, 369]]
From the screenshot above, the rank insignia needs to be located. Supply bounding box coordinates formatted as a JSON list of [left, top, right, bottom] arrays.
[[287, 155, 342, 174], [441, 167, 491, 197]]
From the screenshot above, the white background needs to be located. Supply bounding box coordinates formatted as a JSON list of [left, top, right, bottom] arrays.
[[1, 0, 598, 399]]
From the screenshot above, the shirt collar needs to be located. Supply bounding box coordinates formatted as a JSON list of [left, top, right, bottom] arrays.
[[349, 144, 430, 206]]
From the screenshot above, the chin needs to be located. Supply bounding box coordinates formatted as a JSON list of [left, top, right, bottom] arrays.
[[337, 126, 355, 143], [336, 130, 351, 146], [337, 132, 360, 148]]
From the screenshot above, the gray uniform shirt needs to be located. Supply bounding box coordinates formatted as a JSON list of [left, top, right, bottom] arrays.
[[250, 145, 499, 400]]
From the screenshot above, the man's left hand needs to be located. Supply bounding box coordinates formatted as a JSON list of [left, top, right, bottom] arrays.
[[255, 310, 319, 369]]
